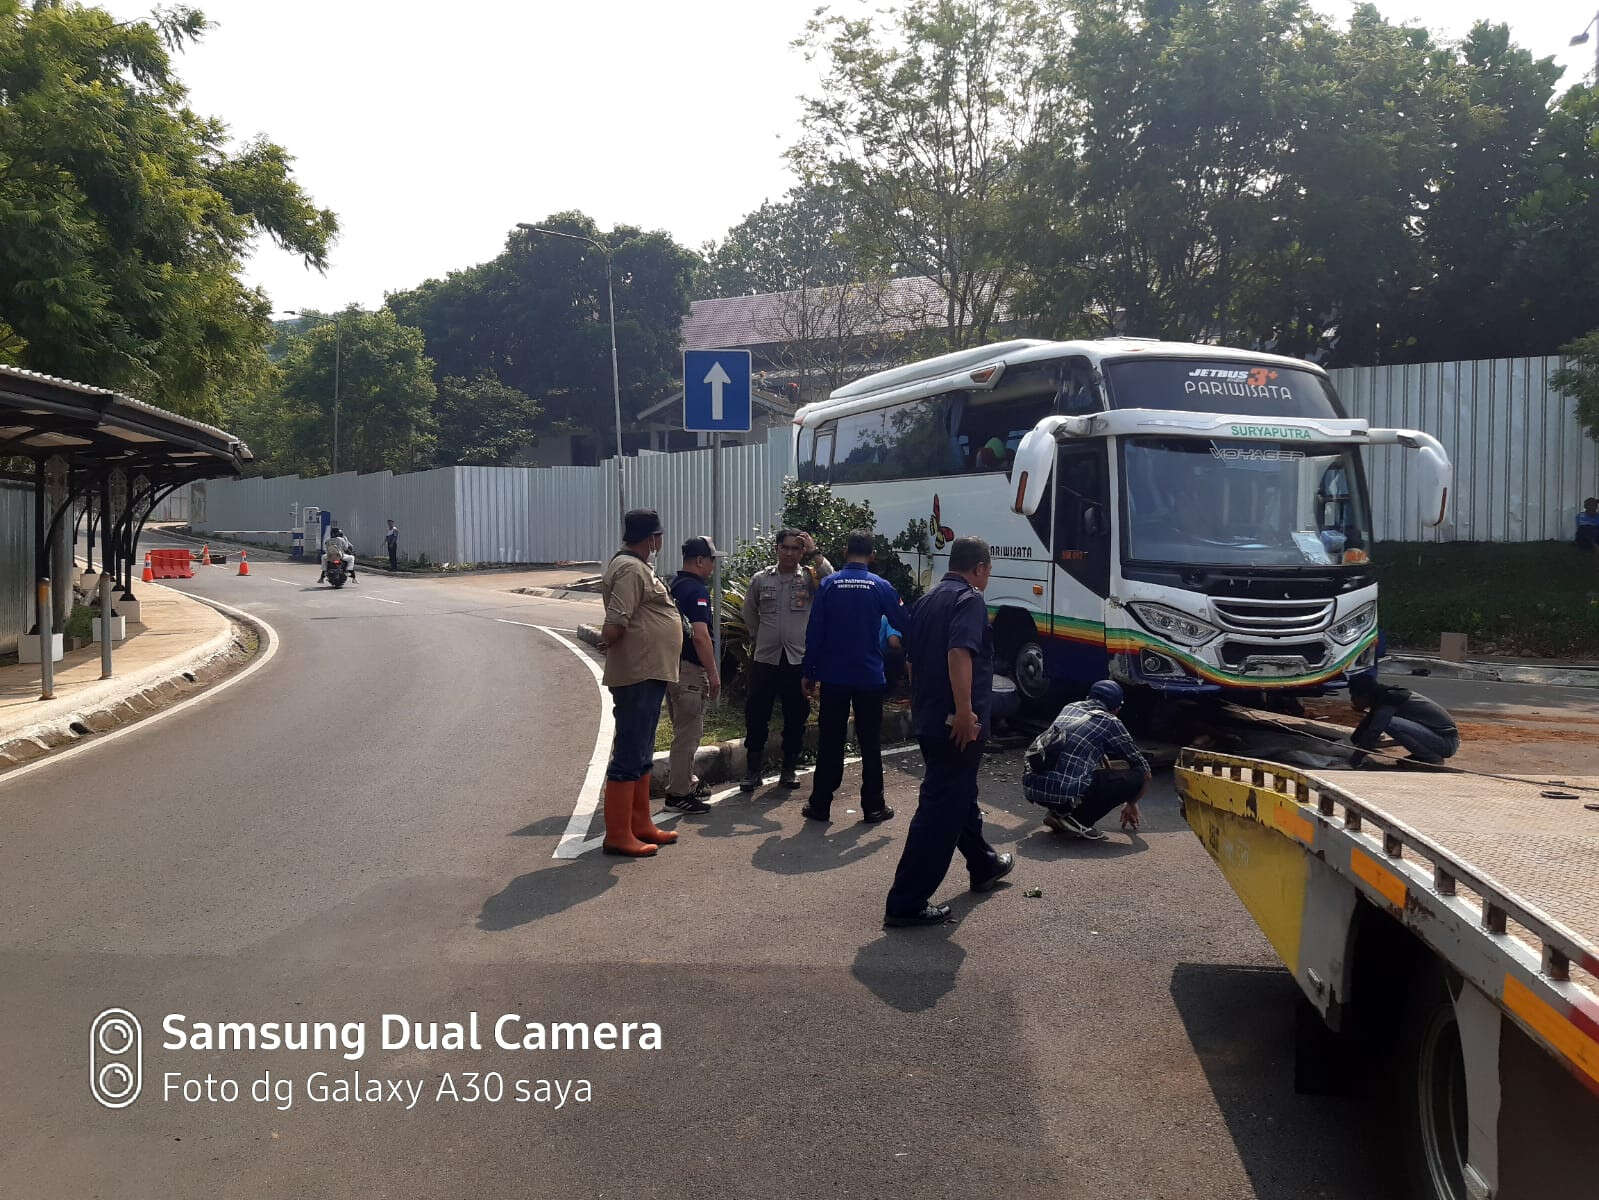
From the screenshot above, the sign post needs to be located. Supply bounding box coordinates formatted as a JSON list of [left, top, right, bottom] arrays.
[[683, 349, 753, 690]]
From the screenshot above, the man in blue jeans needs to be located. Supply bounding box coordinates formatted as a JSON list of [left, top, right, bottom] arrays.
[[883, 537, 1014, 927], [1348, 674, 1460, 765], [597, 508, 682, 857]]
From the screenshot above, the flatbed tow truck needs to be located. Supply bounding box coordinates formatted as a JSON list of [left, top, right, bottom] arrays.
[[1177, 749, 1599, 1200]]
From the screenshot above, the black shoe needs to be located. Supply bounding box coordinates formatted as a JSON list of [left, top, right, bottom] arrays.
[[740, 766, 763, 793], [800, 804, 830, 822], [779, 763, 800, 788], [884, 903, 952, 928], [861, 806, 895, 824], [664, 793, 711, 814], [971, 853, 1015, 893], [691, 778, 713, 798]]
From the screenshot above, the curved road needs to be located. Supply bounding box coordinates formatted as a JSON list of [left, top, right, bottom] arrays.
[[0, 546, 1414, 1199]]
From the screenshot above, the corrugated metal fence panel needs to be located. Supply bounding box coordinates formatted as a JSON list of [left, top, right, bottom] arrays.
[[197, 468, 461, 564], [1331, 355, 1599, 543], [1, 481, 35, 655], [197, 426, 795, 568]]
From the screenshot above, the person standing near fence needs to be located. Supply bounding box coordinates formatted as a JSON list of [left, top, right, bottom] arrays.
[[384, 519, 399, 571], [800, 530, 911, 825], [740, 529, 833, 791], [664, 535, 722, 814], [597, 508, 681, 857]]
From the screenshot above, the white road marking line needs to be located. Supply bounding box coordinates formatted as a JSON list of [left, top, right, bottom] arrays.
[[0, 595, 281, 789], [495, 618, 541, 628], [360, 595, 403, 605], [268, 577, 297, 585], [534, 627, 613, 859]]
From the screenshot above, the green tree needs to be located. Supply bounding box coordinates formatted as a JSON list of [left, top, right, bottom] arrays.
[[792, 0, 1065, 348], [700, 181, 862, 297], [1550, 330, 1599, 441], [388, 213, 696, 462], [0, 1, 335, 421], [434, 373, 541, 466], [271, 308, 436, 476]]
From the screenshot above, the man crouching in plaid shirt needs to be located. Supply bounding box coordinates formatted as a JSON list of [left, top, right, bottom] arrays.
[[1023, 680, 1151, 841]]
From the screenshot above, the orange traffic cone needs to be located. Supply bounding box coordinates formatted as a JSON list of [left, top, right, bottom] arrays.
[[237, 551, 250, 577], [201, 543, 211, 565], [141, 552, 153, 583]]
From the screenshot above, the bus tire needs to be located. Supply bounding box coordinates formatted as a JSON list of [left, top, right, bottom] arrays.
[[1392, 962, 1471, 1200], [993, 610, 1050, 704]]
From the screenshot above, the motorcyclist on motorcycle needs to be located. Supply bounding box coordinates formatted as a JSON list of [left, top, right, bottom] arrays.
[[318, 526, 358, 584]]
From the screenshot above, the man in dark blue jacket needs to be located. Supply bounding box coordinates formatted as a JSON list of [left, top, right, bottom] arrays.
[[800, 531, 912, 824], [883, 536, 1014, 927]]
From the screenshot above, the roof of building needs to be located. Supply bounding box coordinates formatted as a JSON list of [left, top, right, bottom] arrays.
[[681, 275, 1003, 350], [0, 363, 251, 481]]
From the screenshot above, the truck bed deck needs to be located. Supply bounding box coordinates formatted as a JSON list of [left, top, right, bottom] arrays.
[[1305, 769, 1599, 957]]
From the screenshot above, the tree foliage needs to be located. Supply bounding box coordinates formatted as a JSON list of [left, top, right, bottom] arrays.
[[240, 308, 436, 477], [0, 0, 335, 421], [389, 213, 696, 462]]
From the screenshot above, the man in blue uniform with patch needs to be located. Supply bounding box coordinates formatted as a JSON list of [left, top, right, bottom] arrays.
[[883, 536, 1014, 927], [800, 530, 912, 824]]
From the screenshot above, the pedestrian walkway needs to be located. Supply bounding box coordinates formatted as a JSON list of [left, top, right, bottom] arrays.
[[0, 581, 232, 750]]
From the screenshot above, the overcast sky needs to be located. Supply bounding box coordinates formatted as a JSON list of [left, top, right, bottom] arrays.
[[101, 0, 1599, 314]]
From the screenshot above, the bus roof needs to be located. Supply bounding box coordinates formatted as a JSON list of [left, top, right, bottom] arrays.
[[801, 337, 1329, 421]]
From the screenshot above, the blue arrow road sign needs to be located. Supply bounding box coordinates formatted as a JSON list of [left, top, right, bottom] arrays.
[[683, 349, 753, 433]]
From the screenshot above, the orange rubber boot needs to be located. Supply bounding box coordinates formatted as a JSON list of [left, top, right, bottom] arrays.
[[602, 779, 656, 857], [632, 777, 677, 845]]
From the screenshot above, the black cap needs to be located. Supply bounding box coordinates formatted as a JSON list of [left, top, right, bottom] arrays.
[[623, 508, 663, 543], [681, 535, 719, 560]]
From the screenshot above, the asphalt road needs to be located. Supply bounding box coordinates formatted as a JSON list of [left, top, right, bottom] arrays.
[[1, 550, 1587, 1199]]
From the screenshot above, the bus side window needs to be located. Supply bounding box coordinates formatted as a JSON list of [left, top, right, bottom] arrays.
[[796, 426, 817, 483], [1055, 357, 1102, 416], [812, 424, 836, 484], [1054, 445, 1111, 598]]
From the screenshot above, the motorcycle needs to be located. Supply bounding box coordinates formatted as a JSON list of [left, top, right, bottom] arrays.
[[324, 551, 350, 588]]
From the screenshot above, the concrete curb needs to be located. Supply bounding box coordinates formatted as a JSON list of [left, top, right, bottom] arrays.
[[0, 584, 247, 773], [511, 586, 602, 603], [1387, 652, 1599, 689]]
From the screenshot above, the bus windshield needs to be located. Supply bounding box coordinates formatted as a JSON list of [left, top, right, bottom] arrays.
[[1122, 437, 1373, 568], [1105, 358, 1344, 419]]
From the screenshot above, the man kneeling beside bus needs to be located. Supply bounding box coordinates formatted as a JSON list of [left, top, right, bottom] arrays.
[[1022, 680, 1151, 840]]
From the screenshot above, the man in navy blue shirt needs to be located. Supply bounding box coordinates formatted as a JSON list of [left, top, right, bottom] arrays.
[[800, 530, 912, 824], [883, 536, 1014, 927], [664, 536, 723, 813]]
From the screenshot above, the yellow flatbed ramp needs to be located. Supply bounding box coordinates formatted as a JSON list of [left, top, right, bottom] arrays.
[[1176, 750, 1599, 1200]]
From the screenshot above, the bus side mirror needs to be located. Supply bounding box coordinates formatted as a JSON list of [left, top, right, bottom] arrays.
[[1083, 505, 1107, 539], [1011, 426, 1056, 516], [1418, 444, 1450, 527]]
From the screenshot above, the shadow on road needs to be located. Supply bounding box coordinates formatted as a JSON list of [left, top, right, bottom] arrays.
[[851, 927, 967, 1013], [1011, 828, 1148, 861], [684, 795, 785, 841], [1169, 962, 1401, 1200], [477, 861, 621, 931], [508, 814, 574, 838], [750, 819, 891, 875]]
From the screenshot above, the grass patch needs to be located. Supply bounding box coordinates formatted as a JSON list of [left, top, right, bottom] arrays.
[[1374, 540, 1599, 658], [655, 702, 801, 752]]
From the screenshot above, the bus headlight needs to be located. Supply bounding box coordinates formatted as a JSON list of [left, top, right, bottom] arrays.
[[1328, 603, 1377, 645], [1127, 602, 1219, 648]]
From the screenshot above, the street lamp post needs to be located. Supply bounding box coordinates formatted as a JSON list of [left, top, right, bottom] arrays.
[[516, 224, 627, 526], [1572, 11, 1599, 83], [284, 310, 342, 474]]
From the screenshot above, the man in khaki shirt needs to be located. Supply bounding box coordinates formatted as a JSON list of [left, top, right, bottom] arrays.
[[596, 508, 681, 857], [740, 528, 833, 791]]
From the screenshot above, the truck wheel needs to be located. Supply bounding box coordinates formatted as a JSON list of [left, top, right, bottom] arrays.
[[1395, 966, 1470, 1200]]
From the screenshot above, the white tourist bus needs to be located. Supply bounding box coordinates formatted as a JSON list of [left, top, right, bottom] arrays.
[[793, 338, 1451, 703]]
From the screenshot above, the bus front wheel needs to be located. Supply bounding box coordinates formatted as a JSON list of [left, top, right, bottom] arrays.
[[994, 611, 1051, 704]]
